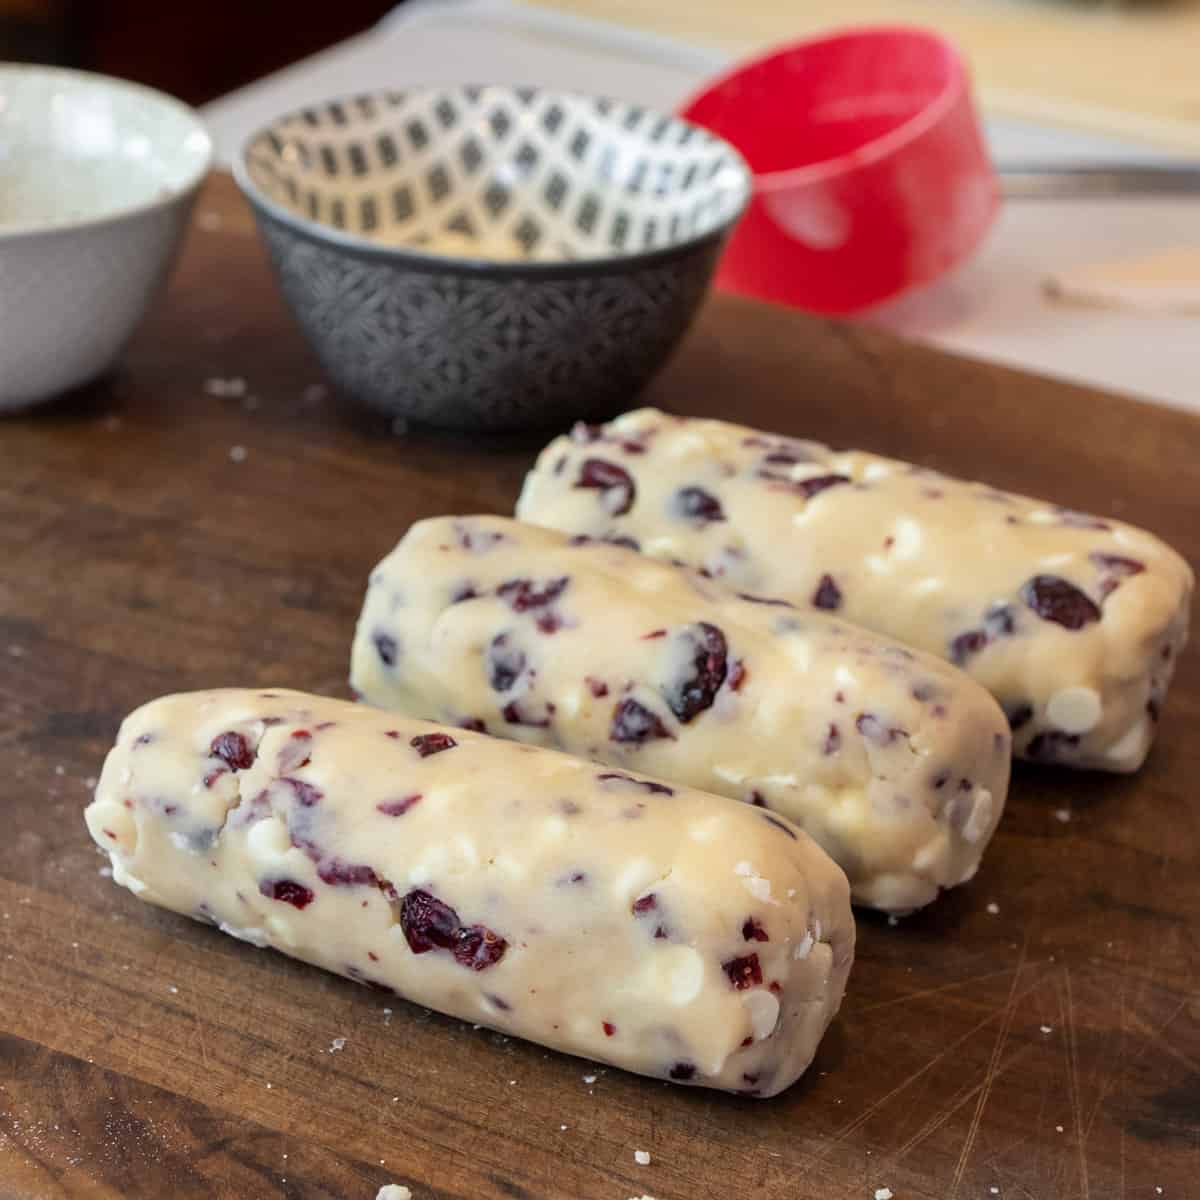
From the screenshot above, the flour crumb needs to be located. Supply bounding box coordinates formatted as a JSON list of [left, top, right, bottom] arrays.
[[1040, 1024, 1053, 1034], [84, 776, 98, 789], [205, 376, 247, 398], [197, 210, 223, 232], [634, 1150, 651, 1166], [874, 1190, 893, 1200], [560, 1124, 568, 1131], [990, 1189, 1000, 1195], [887, 915, 899, 927], [1054, 808, 1071, 823], [383, 1007, 393, 1025], [168, 985, 178, 994], [54, 764, 65, 776], [583, 1073, 597, 1084], [329, 1037, 347, 1053], [229, 444, 248, 463], [986, 902, 1000, 915], [6, 644, 25, 657], [376, 1187, 412, 1200], [1055, 1124, 1064, 1133]]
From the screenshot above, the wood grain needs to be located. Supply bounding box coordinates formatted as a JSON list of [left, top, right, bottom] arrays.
[[1, 174, 1196, 1200]]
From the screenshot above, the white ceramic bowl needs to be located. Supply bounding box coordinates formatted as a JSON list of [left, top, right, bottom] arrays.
[[0, 65, 212, 410]]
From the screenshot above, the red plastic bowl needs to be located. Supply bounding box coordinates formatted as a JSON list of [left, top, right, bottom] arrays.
[[681, 27, 999, 314]]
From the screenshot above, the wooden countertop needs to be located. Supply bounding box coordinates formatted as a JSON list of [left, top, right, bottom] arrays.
[[0, 174, 1197, 1199], [528, 0, 1200, 152]]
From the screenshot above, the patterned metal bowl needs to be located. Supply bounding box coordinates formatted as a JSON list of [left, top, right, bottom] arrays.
[[234, 85, 750, 430]]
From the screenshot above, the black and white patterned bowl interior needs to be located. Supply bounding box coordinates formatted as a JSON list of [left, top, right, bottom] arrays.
[[241, 86, 751, 263]]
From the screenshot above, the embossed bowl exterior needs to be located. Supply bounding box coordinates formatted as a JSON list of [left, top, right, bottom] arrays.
[[235, 86, 750, 430]]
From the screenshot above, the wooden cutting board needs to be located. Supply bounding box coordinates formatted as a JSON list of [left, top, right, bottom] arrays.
[[1, 174, 1196, 1200]]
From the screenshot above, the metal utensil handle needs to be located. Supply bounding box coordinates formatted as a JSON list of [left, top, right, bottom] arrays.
[[1000, 164, 1200, 199]]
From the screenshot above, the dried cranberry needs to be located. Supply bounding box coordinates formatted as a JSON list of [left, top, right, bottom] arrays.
[[497, 576, 569, 612], [985, 604, 1016, 637], [574, 458, 635, 515], [823, 723, 841, 755], [633, 893, 658, 914], [663, 622, 728, 723], [761, 813, 798, 841], [283, 778, 322, 807], [585, 676, 609, 698], [1092, 552, 1146, 597], [669, 1062, 696, 1080], [598, 772, 673, 795], [454, 523, 506, 553], [610, 699, 673, 744], [377, 794, 422, 817], [742, 918, 769, 943], [536, 612, 562, 634], [793, 473, 850, 500], [737, 592, 794, 609], [812, 574, 842, 611], [501, 701, 552, 728], [949, 629, 988, 666], [723, 954, 763, 990], [1091, 552, 1144, 577], [856, 713, 903, 745], [749, 790, 767, 807], [454, 925, 508, 970], [210, 731, 254, 772], [1006, 704, 1034, 732], [605, 534, 641, 552], [318, 860, 379, 888], [603, 1021, 617, 1037], [260, 878, 314, 909], [202, 767, 226, 788], [373, 632, 399, 667], [451, 583, 478, 604], [487, 634, 526, 693], [399, 889, 460, 953], [1022, 576, 1101, 630], [411, 732, 457, 757], [727, 660, 747, 691], [672, 486, 726, 524], [642, 629, 666, 640], [458, 717, 487, 733]]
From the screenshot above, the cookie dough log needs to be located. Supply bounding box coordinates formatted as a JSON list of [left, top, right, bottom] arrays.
[[516, 409, 1194, 772], [350, 516, 1009, 912], [85, 689, 853, 1098]]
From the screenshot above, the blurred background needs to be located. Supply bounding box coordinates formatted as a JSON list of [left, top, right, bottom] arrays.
[[4, 0, 1197, 412]]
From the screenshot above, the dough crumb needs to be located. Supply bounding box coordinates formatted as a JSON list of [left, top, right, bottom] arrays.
[[1040, 1025, 1053, 1034], [205, 376, 247, 398], [1054, 808, 1071, 823], [329, 1037, 347, 1053], [376, 1187, 412, 1200], [990, 1189, 1000, 1196], [197, 210, 223, 232], [1055, 1124, 1064, 1133], [986, 902, 1000, 915], [634, 1150, 651, 1166], [229, 444, 248, 463], [582, 1074, 597, 1084], [875, 1190, 894, 1200]]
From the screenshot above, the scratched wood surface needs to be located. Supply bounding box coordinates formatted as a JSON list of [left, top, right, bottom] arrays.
[[0, 173, 1196, 1200]]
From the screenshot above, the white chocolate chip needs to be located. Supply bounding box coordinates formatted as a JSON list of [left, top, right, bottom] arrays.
[[634, 1150, 651, 1165], [744, 989, 780, 1041], [246, 816, 292, 861], [793, 932, 814, 960], [1046, 687, 1103, 735]]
